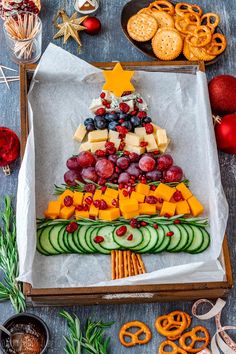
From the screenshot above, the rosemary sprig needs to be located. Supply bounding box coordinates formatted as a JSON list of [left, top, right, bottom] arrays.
[[60, 311, 114, 354], [0, 196, 26, 313]]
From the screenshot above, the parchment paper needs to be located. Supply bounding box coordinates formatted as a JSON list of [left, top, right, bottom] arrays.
[[16, 44, 228, 288]]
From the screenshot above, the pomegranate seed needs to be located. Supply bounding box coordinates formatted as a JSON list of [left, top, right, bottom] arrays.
[[85, 184, 96, 194], [167, 231, 174, 236], [76, 205, 83, 211], [164, 213, 171, 218], [141, 221, 147, 226], [94, 236, 104, 243], [145, 196, 158, 204], [122, 91, 132, 96], [119, 119, 124, 124], [106, 147, 116, 155], [98, 178, 106, 186], [89, 216, 95, 220], [105, 141, 115, 149], [119, 141, 126, 151], [158, 198, 164, 203], [141, 178, 147, 184], [122, 190, 129, 197], [106, 103, 111, 109], [119, 134, 125, 140], [173, 190, 184, 202], [85, 196, 93, 205], [116, 126, 128, 135], [95, 107, 106, 116], [131, 186, 135, 191], [116, 225, 127, 236], [93, 200, 101, 208], [153, 150, 159, 155], [64, 196, 73, 207], [174, 219, 181, 224], [112, 199, 118, 207], [137, 111, 147, 119], [101, 186, 107, 193], [119, 183, 124, 189], [137, 98, 143, 103], [102, 99, 108, 105], [151, 185, 156, 191], [130, 110, 137, 116], [66, 222, 78, 233], [100, 92, 105, 98], [127, 234, 133, 241], [100, 200, 108, 210], [145, 123, 154, 134], [153, 223, 159, 229], [130, 218, 139, 228], [119, 102, 130, 113], [95, 149, 106, 157], [83, 204, 89, 211], [140, 141, 148, 147]]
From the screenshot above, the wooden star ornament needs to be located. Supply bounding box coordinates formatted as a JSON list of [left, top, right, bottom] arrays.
[[102, 62, 135, 97], [53, 9, 87, 48]]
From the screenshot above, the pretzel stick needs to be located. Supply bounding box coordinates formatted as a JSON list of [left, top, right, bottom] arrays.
[[131, 253, 139, 276], [136, 254, 146, 274], [118, 251, 124, 279], [124, 251, 128, 278], [127, 251, 132, 276], [115, 250, 119, 279], [111, 250, 116, 280]]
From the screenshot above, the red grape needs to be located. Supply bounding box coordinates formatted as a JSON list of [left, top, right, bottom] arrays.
[[163, 165, 183, 182], [117, 156, 130, 170], [139, 156, 156, 172], [64, 170, 83, 186], [95, 159, 114, 178], [77, 151, 96, 168], [129, 152, 140, 162], [66, 156, 80, 170], [146, 170, 162, 182], [108, 154, 119, 164], [81, 167, 98, 182], [157, 154, 173, 171], [126, 163, 141, 178], [108, 172, 119, 182], [118, 172, 130, 184]]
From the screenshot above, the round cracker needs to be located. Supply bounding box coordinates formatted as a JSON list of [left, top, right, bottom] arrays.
[[151, 11, 175, 28], [127, 13, 158, 42], [183, 39, 199, 60], [189, 43, 216, 61], [152, 27, 183, 60]]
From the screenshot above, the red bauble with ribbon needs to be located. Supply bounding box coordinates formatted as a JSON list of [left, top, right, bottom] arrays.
[[215, 114, 236, 154], [0, 127, 20, 175]]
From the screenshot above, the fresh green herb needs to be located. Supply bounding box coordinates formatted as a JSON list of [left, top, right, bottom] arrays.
[[60, 311, 114, 354], [0, 196, 26, 313]]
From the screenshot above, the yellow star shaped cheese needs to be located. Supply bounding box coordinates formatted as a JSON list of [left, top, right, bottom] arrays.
[[102, 63, 135, 97]]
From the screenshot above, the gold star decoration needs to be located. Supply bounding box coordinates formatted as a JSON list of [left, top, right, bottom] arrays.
[[53, 9, 87, 48], [102, 62, 135, 97]]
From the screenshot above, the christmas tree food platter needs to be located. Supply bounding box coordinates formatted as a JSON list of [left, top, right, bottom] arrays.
[[18, 47, 232, 306]]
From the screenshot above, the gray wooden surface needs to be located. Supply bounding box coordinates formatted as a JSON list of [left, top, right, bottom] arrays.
[[0, 0, 235, 353]]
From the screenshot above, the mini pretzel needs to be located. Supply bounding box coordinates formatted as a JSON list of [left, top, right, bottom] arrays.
[[175, 2, 203, 18], [186, 25, 212, 47], [179, 326, 210, 353], [119, 321, 152, 347], [159, 340, 188, 354], [175, 13, 201, 35], [149, 0, 175, 15], [155, 311, 187, 338], [201, 13, 220, 33], [205, 33, 227, 56], [167, 313, 192, 340]]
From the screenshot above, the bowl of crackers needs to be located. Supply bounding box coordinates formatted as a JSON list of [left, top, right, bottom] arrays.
[[121, 0, 227, 63]]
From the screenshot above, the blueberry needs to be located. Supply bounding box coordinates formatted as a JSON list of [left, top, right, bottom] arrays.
[[143, 116, 152, 124], [94, 116, 107, 130], [86, 124, 96, 132], [121, 121, 133, 132], [84, 118, 94, 126], [105, 113, 118, 122], [119, 113, 129, 120], [131, 116, 142, 128], [108, 121, 119, 131]]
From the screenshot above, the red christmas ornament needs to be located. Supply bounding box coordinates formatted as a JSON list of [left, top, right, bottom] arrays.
[[0, 127, 20, 175], [215, 114, 236, 154], [82, 16, 101, 35]]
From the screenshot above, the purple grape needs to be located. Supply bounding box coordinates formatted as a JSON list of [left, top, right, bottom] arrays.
[[117, 157, 130, 170], [64, 170, 83, 186], [126, 163, 141, 178], [108, 154, 119, 164], [146, 170, 162, 182], [118, 172, 130, 184], [81, 167, 98, 183], [66, 156, 80, 170]]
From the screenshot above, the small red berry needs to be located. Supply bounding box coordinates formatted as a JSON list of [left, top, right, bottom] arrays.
[[106, 103, 111, 109], [76, 205, 83, 211], [141, 178, 147, 184], [174, 219, 181, 224], [94, 236, 104, 243], [100, 200, 108, 210], [127, 234, 133, 241], [95, 149, 106, 157], [85, 196, 93, 205], [130, 110, 137, 116], [119, 102, 130, 113], [66, 222, 78, 233], [83, 204, 89, 211], [102, 99, 108, 105], [130, 218, 139, 228], [166, 231, 174, 236], [137, 98, 143, 103], [64, 196, 73, 207], [145, 123, 154, 134], [164, 213, 171, 218], [116, 225, 127, 236], [106, 147, 116, 155], [100, 92, 105, 99], [105, 141, 115, 149], [140, 221, 147, 226], [151, 185, 156, 191], [93, 200, 101, 208], [153, 223, 159, 229], [122, 190, 129, 197], [173, 190, 184, 202], [119, 141, 126, 151], [101, 186, 107, 193], [137, 111, 147, 119], [95, 107, 106, 116], [140, 141, 148, 147]]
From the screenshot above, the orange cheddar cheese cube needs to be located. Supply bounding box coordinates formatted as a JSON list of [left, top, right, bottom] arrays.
[[104, 188, 119, 199], [89, 204, 99, 217], [44, 210, 57, 219], [60, 206, 75, 219], [156, 201, 164, 211], [139, 203, 156, 215], [83, 192, 93, 201], [59, 190, 74, 206], [176, 200, 190, 215], [119, 189, 129, 200], [45, 200, 61, 218], [136, 183, 150, 196], [176, 183, 192, 200], [99, 208, 120, 221], [93, 189, 102, 200], [73, 191, 84, 206], [160, 201, 176, 216], [120, 199, 139, 213], [130, 191, 145, 203], [148, 190, 156, 196], [187, 196, 204, 216], [102, 195, 116, 208], [155, 183, 175, 201], [75, 210, 90, 219], [122, 210, 139, 219]]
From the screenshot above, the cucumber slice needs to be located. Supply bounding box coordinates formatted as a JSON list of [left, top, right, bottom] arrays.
[[58, 226, 69, 253], [152, 225, 165, 252], [71, 226, 85, 253], [84, 227, 97, 252], [113, 225, 143, 249], [67, 230, 83, 253], [190, 228, 210, 254], [36, 228, 50, 256], [185, 225, 204, 253], [166, 225, 182, 252], [138, 226, 159, 253], [154, 225, 171, 253], [40, 226, 59, 255], [131, 226, 151, 252], [181, 224, 194, 251], [77, 225, 93, 253], [97, 225, 120, 251], [170, 224, 189, 252], [49, 224, 65, 253], [90, 227, 111, 254]]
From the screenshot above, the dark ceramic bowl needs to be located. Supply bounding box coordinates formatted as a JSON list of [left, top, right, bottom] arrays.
[[0, 313, 50, 354], [121, 0, 225, 65]]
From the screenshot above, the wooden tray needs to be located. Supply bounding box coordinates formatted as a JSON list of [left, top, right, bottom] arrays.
[[20, 61, 233, 306]]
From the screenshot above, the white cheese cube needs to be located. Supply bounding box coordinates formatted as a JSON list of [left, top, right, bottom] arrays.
[[151, 123, 161, 133], [109, 130, 120, 140], [125, 132, 143, 147], [125, 144, 145, 155], [89, 98, 103, 113], [144, 134, 158, 152], [156, 129, 168, 146], [79, 142, 91, 152], [134, 127, 146, 138], [90, 141, 106, 153], [73, 124, 87, 143], [88, 129, 108, 143], [159, 139, 171, 153], [109, 138, 121, 149]]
